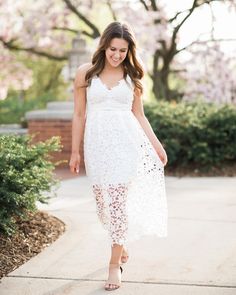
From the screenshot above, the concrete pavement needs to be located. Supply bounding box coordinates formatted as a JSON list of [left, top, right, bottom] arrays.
[[0, 175, 236, 294]]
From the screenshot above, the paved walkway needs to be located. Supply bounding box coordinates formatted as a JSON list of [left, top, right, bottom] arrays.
[[0, 175, 236, 294]]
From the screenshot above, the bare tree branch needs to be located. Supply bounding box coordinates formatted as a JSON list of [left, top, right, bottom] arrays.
[[148, 0, 235, 99], [139, 0, 149, 11], [196, 0, 225, 5], [169, 68, 187, 74], [209, 2, 216, 39], [165, 0, 199, 65], [106, 0, 117, 20], [52, 26, 96, 38], [169, 0, 221, 24], [62, 0, 100, 38], [169, 0, 232, 53], [81, 29, 99, 38], [169, 9, 190, 23], [176, 38, 236, 54], [173, 0, 198, 39], [0, 38, 67, 61], [52, 26, 78, 34], [150, 0, 157, 11], [0, 0, 103, 61]]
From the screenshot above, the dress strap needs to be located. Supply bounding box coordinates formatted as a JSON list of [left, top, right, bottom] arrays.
[[125, 74, 134, 89]]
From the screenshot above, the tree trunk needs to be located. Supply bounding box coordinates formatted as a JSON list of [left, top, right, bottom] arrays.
[[152, 70, 170, 100], [152, 51, 171, 100]]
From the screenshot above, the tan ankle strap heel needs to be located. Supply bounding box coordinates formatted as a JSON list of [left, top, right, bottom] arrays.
[[104, 263, 123, 291]]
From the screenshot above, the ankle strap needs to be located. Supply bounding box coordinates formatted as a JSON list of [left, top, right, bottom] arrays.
[[109, 263, 121, 267]]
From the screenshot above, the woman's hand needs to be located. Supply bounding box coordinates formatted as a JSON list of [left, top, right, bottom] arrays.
[[157, 148, 168, 166], [69, 153, 81, 174]]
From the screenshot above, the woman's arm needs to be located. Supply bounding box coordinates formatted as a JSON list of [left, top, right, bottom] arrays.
[[131, 86, 168, 166], [69, 63, 91, 173]]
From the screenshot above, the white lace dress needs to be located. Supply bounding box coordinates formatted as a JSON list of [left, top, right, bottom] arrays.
[[84, 74, 168, 246]]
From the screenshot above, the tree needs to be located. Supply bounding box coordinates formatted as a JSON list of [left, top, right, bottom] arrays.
[[112, 0, 236, 102], [0, 0, 99, 99], [181, 42, 236, 104], [1, 0, 236, 103]]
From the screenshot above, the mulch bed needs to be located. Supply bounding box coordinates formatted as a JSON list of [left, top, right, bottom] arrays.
[[0, 211, 65, 279], [165, 163, 236, 177]]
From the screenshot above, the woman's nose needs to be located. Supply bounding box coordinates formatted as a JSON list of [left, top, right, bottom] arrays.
[[114, 53, 120, 58]]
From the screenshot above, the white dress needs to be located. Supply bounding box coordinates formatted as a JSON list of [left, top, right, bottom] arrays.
[[84, 74, 168, 246]]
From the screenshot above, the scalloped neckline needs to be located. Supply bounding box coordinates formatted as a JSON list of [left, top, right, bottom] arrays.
[[96, 75, 124, 91]]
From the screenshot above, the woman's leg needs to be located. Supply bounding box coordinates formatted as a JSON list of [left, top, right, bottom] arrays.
[[105, 244, 124, 290], [121, 246, 129, 263], [93, 183, 128, 290], [110, 244, 123, 264], [92, 184, 107, 225], [105, 184, 128, 290], [108, 184, 129, 246]]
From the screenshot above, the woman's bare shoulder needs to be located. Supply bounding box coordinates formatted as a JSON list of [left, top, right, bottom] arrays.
[[75, 63, 93, 86], [77, 63, 92, 76]]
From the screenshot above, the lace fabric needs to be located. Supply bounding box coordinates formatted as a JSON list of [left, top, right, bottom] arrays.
[[84, 75, 168, 246]]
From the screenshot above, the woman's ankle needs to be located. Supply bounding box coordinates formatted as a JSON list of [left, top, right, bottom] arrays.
[[109, 260, 120, 265]]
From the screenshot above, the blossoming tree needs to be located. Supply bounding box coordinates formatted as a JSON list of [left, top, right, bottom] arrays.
[[0, 0, 235, 103]]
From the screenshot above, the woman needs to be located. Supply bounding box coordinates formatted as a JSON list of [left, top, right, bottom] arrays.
[[69, 21, 168, 291]]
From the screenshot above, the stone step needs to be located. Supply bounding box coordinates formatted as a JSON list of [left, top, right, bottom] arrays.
[[0, 124, 27, 134], [25, 109, 73, 120]]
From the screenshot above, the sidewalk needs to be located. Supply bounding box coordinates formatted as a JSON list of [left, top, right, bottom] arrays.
[[0, 174, 236, 294]]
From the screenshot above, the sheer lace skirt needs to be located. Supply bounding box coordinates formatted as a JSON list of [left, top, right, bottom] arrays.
[[84, 111, 168, 246]]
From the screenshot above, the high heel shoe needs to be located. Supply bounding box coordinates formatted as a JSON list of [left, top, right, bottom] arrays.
[[104, 263, 123, 291]]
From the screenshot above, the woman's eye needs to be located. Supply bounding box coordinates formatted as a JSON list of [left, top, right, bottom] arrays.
[[110, 48, 126, 53]]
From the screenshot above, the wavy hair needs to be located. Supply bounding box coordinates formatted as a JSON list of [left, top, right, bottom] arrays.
[[85, 21, 144, 94]]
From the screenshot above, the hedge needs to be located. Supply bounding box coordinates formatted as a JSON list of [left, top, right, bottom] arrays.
[[144, 100, 236, 168]]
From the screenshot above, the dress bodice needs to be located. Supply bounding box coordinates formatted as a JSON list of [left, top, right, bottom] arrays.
[[86, 74, 134, 113]]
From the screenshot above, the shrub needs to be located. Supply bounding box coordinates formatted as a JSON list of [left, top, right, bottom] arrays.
[[144, 100, 236, 169], [0, 134, 62, 235]]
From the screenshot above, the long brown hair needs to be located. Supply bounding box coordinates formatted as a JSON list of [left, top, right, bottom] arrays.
[[85, 21, 144, 94]]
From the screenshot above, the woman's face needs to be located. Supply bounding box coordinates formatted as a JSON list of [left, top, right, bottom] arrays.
[[105, 38, 129, 67]]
